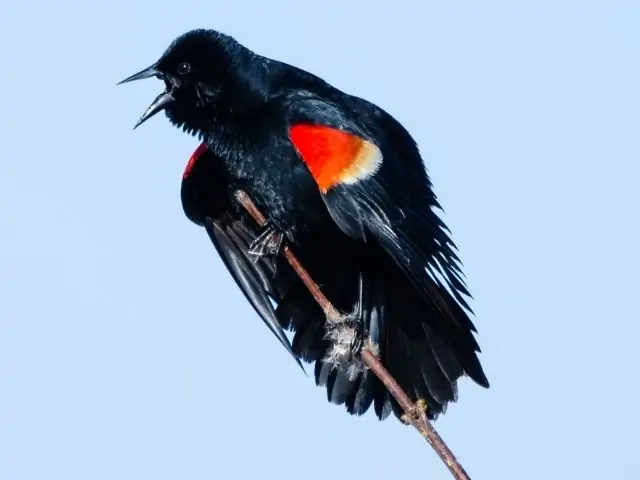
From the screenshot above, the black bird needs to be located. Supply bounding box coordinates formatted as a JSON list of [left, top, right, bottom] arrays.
[[120, 29, 489, 421]]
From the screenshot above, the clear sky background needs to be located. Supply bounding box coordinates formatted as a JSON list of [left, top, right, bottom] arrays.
[[1, 1, 638, 479]]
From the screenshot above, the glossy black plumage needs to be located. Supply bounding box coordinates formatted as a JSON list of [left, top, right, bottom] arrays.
[[180, 150, 302, 369], [123, 28, 489, 421]]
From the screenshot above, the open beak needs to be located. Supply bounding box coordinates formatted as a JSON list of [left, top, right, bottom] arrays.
[[117, 64, 161, 85], [118, 64, 176, 129]]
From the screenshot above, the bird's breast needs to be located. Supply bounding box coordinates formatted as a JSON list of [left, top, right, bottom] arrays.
[[219, 140, 330, 234]]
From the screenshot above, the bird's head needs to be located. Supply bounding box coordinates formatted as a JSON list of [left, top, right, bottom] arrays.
[[119, 29, 257, 134]]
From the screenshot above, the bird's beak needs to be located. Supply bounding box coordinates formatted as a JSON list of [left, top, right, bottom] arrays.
[[117, 64, 161, 85], [118, 64, 176, 129], [131, 91, 175, 129]]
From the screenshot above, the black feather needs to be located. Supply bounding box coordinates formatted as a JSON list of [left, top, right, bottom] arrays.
[[203, 217, 302, 370], [131, 28, 494, 423]]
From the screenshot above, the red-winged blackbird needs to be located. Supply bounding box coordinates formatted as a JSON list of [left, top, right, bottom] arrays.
[[120, 29, 489, 421]]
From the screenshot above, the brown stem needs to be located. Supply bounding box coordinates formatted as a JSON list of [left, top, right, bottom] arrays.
[[360, 349, 471, 480], [234, 189, 472, 480]]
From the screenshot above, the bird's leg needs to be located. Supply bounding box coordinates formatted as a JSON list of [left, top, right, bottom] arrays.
[[248, 221, 284, 259], [322, 274, 367, 379]]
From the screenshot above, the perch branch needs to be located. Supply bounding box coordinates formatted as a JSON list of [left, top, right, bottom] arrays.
[[234, 189, 472, 480]]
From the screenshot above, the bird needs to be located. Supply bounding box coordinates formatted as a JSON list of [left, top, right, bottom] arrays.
[[119, 28, 489, 421]]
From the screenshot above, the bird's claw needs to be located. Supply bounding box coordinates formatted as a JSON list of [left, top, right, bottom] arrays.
[[401, 399, 429, 425], [248, 222, 284, 260], [345, 319, 364, 356]]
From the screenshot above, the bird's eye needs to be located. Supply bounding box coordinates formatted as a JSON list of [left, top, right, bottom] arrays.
[[177, 62, 191, 75]]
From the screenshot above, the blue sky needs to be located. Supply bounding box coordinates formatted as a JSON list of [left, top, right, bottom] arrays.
[[1, 1, 638, 479]]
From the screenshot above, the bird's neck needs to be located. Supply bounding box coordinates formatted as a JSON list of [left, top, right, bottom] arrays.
[[205, 67, 278, 159]]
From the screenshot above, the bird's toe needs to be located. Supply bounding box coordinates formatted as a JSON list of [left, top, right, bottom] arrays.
[[248, 222, 284, 259]]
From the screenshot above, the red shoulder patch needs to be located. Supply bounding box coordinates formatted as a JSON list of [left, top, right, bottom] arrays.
[[289, 125, 383, 193], [183, 143, 209, 179]]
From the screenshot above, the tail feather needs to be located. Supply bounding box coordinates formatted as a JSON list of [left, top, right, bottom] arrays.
[[327, 368, 356, 405], [291, 319, 326, 363], [346, 370, 376, 415], [272, 231, 487, 421], [416, 336, 457, 405], [425, 324, 464, 388]]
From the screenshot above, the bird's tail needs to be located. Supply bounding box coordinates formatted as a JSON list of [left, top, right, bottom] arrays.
[[275, 238, 488, 421]]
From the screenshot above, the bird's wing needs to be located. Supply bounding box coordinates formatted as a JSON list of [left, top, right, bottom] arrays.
[[284, 94, 485, 360], [202, 216, 303, 370], [182, 144, 303, 370]]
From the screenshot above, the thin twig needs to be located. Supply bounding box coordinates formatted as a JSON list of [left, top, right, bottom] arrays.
[[234, 191, 341, 318], [234, 190, 472, 480]]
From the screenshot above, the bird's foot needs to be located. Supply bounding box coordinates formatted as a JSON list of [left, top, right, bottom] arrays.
[[248, 222, 284, 260], [323, 313, 366, 379], [401, 399, 429, 425]]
